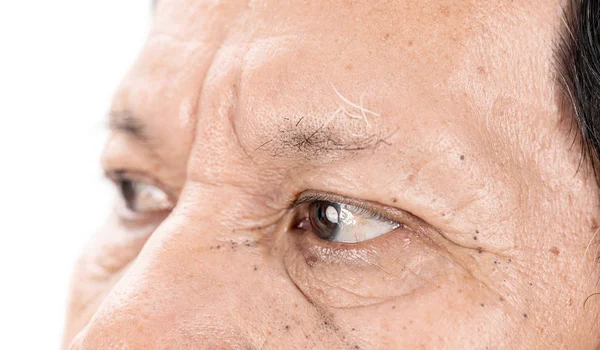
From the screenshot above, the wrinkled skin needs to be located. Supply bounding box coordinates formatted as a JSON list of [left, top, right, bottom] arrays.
[[65, 0, 600, 348]]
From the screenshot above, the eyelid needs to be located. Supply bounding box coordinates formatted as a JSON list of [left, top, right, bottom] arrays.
[[292, 191, 419, 230]]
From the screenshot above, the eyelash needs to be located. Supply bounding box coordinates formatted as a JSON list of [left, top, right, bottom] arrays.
[[293, 193, 394, 222]]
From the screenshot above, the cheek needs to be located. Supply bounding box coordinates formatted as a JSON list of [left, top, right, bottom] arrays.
[[280, 228, 520, 348], [63, 213, 158, 344]]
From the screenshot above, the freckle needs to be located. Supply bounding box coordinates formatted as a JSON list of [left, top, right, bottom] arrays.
[[392, 306, 396, 309], [253, 266, 258, 271], [407, 40, 414, 46], [216, 245, 220, 249], [351, 328, 356, 331], [480, 303, 485, 307], [345, 64, 353, 71], [384, 33, 390, 40], [440, 5, 450, 16], [550, 247, 560, 256], [500, 296, 505, 302]]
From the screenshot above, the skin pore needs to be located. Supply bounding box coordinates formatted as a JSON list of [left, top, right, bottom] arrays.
[[65, 0, 600, 348]]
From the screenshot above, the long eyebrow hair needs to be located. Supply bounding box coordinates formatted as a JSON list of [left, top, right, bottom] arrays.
[[556, 0, 600, 179]]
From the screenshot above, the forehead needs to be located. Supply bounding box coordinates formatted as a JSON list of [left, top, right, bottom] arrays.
[[111, 0, 565, 187], [116, 0, 561, 150]]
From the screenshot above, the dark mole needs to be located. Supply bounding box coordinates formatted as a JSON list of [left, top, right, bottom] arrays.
[[351, 328, 356, 331], [508, 259, 511, 263], [392, 198, 397, 203], [476, 230, 480, 234], [355, 346, 360, 350], [499, 296, 505, 302], [473, 236, 478, 241], [460, 155, 465, 160], [253, 266, 258, 271], [478, 248, 483, 254], [529, 282, 533, 286], [480, 303, 485, 307], [523, 313, 528, 318], [216, 245, 220, 249], [285, 325, 290, 331], [493, 260, 499, 264]]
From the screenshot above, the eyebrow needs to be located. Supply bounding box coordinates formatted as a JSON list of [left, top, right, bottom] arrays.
[[108, 110, 149, 142]]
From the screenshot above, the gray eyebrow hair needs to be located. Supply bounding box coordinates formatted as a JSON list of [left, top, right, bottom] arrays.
[[108, 110, 149, 142]]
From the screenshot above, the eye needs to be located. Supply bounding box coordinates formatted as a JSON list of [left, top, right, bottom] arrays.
[[296, 199, 402, 243], [106, 171, 174, 219]]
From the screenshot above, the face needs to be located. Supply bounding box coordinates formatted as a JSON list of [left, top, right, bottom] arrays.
[[65, 0, 600, 348]]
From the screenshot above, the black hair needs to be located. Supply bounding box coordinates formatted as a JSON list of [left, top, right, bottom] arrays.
[[557, 0, 600, 179]]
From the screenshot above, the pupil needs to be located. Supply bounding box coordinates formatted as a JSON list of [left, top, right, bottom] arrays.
[[309, 201, 340, 240]]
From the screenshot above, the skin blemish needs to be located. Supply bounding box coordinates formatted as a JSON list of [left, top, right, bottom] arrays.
[[407, 40, 414, 46], [460, 155, 465, 160], [550, 247, 560, 256], [480, 303, 485, 307], [499, 296, 505, 302], [392, 198, 397, 203], [253, 266, 258, 271], [384, 33, 390, 40]]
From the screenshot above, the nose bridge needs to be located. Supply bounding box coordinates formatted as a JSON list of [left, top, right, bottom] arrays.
[[73, 183, 281, 349]]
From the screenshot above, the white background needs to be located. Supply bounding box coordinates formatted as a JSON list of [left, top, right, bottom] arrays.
[[0, 1, 151, 348]]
